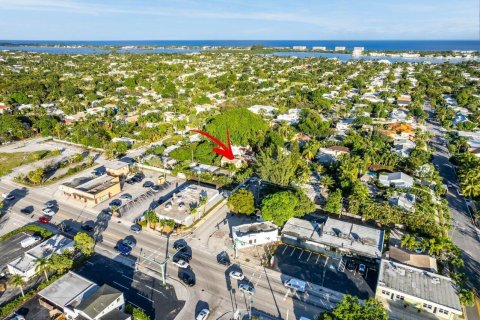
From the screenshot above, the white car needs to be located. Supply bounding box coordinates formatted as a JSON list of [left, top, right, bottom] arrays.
[[229, 271, 244, 280], [42, 208, 55, 216], [3, 194, 15, 201], [173, 259, 189, 269], [196, 309, 210, 320]]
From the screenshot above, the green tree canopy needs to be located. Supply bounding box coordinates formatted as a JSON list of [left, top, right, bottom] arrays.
[[317, 295, 388, 320], [74, 232, 95, 256], [261, 190, 314, 226], [227, 189, 255, 215]]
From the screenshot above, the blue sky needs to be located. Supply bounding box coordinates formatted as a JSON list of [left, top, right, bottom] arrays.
[[0, 0, 478, 40]]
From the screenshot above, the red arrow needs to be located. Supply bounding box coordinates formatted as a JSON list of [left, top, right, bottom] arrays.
[[190, 128, 234, 160]]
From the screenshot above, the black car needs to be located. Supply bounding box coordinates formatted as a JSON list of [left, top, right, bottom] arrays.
[[174, 252, 192, 262], [346, 260, 356, 272], [130, 224, 142, 233], [20, 206, 34, 215], [81, 224, 94, 232], [217, 251, 230, 266], [143, 181, 154, 188], [179, 272, 195, 286], [173, 241, 187, 251]]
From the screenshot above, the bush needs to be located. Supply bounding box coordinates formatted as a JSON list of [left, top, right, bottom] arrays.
[[0, 225, 53, 242]]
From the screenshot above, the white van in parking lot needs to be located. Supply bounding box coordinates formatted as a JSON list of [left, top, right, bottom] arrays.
[[20, 236, 41, 248], [284, 278, 306, 293]]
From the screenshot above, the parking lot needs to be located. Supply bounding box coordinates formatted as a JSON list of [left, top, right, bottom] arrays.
[[0, 232, 36, 269], [273, 244, 378, 299]]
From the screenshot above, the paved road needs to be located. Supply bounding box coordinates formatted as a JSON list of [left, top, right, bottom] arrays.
[[0, 180, 326, 320], [424, 103, 480, 320]]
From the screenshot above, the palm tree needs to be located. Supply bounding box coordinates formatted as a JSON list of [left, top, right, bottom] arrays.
[[9, 274, 26, 297], [321, 175, 335, 190], [400, 233, 418, 251], [35, 257, 51, 281], [459, 167, 480, 198]]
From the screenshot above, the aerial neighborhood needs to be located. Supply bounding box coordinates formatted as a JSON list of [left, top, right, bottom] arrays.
[[0, 42, 479, 320]]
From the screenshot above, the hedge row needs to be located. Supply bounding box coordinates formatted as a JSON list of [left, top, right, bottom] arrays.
[[0, 225, 53, 242]]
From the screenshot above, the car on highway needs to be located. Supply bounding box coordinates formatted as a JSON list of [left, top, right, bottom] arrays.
[[179, 272, 195, 286], [38, 216, 51, 223], [115, 243, 132, 256], [45, 201, 55, 208], [239, 283, 255, 294], [122, 239, 136, 248], [229, 271, 244, 280], [20, 206, 34, 215], [175, 252, 192, 262], [173, 241, 187, 251], [3, 194, 15, 201], [143, 181, 154, 188], [150, 185, 160, 193], [196, 309, 210, 320], [120, 193, 133, 201], [358, 264, 366, 275], [217, 251, 230, 266], [284, 278, 306, 293], [42, 208, 55, 216], [172, 259, 189, 269], [130, 224, 142, 234]]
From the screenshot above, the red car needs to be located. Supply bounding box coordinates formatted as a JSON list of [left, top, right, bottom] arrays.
[[38, 216, 51, 223]]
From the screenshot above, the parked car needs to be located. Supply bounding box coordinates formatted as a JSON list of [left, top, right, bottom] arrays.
[[122, 239, 136, 248], [358, 264, 366, 275], [179, 272, 195, 286], [130, 224, 142, 234], [150, 185, 160, 193], [346, 260, 356, 272], [81, 224, 94, 232], [229, 271, 244, 280], [196, 309, 210, 320], [58, 223, 73, 233], [120, 193, 133, 201], [9, 314, 25, 320], [173, 252, 191, 262], [20, 236, 41, 248], [143, 181, 154, 188], [20, 206, 34, 215], [173, 241, 187, 251], [38, 216, 51, 223], [284, 278, 306, 293], [115, 243, 132, 256], [41, 208, 55, 216], [109, 199, 122, 207], [4, 194, 15, 201], [173, 259, 189, 269], [239, 283, 255, 294]]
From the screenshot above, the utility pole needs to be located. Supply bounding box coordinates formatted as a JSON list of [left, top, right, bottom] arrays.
[[137, 250, 170, 286]]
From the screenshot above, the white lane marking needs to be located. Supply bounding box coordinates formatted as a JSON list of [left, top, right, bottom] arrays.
[[281, 245, 288, 255], [113, 281, 128, 290], [289, 247, 296, 256], [137, 292, 154, 302], [145, 285, 164, 294], [122, 274, 136, 282]]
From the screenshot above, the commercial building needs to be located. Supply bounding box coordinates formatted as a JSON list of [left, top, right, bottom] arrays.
[[154, 182, 220, 227], [105, 161, 130, 177], [7, 234, 74, 280], [59, 174, 121, 206], [281, 217, 384, 261], [232, 222, 279, 249], [38, 271, 130, 320], [376, 260, 462, 320]]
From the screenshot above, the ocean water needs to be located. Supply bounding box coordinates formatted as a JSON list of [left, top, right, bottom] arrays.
[[1, 40, 480, 51]]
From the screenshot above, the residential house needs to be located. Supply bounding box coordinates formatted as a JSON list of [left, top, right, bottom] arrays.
[[452, 113, 468, 126], [391, 139, 416, 158], [38, 271, 130, 320], [232, 222, 279, 249], [276, 108, 301, 125], [316, 146, 350, 164], [247, 105, 277, 117], [379, 172, 414, 188], [336, 118, 355, 131], [389, 193, 416, 211], [376, 260, 462, 320], [390, 108, 409, 122], [396, 94, 412, 106]]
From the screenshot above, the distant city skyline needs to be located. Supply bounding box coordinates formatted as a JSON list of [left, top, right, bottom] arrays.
[[0, 0, 478, 40]]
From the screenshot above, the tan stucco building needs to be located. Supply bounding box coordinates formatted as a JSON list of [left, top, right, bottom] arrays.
[[59, 175, 121, 206], [105, 161, 130, 177]]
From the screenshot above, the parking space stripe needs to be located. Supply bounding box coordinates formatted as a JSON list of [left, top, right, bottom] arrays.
[[281, 245, 288, 255], [289, 248, 296, 256], [306, 252, 312, 262], [137, 292, 154, 302], [315, 254, 320, 264], [298, 250, 303, 259], [113, 281, 128, 290]]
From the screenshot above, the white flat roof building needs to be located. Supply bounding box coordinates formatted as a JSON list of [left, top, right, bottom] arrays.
[[232, 222, 279, 249], [376, 260, 462, 319]]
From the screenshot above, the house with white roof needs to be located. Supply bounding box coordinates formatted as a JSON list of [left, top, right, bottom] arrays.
[[379, 172, 414, 189], [392, 139, 416, 158], [276, 108, 301, 125], [376, 260, 462, 320], [389, 193, 416, 211], [247, 105, 277, 116]]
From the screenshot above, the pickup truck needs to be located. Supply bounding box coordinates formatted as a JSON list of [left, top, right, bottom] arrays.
[[284, 278, 306, 293]]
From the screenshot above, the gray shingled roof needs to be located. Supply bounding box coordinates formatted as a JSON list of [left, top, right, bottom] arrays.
[[378, 260, 462, 311], [76, 284, 122, 319]]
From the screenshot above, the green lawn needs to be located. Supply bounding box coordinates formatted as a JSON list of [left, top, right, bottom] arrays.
[[0, 150, 60, 176]]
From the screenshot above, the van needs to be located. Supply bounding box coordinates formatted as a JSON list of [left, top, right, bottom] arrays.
[[20, 236, 41, 248], [284, 278, 306, 293]]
